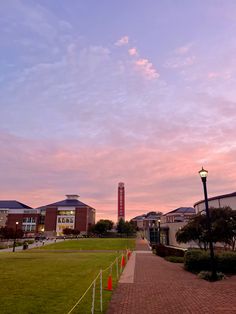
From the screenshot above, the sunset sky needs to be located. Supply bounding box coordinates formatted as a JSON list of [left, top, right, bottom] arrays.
[[1, 1, 236, 221]]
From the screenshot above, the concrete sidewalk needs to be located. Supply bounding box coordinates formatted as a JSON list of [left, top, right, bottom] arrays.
[[0, 238, 65, 252], [107, 238, 236, 314]]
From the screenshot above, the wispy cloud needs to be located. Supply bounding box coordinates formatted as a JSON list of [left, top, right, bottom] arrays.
[[175, 43, 193, 55], [135, 58, 160, 79], [128, 47, 138, 56], [164, 56, 196, 69], [115, 36, 129, 46], [207, 71, 231, 80]]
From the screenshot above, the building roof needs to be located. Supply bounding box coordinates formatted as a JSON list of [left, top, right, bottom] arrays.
[[0, 200, 32, 209], [194, 191, 236, 207], [131, 212, 162, 221], [131, 215, 146, 221], [37, 198, 94, 210], [163, 207, 195, 216]]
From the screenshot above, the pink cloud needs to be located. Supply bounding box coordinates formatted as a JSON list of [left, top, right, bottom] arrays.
[[164, 56, 196, 69], [208, 71, 231, 80], [128, 47, 138, 56], [208, 72, 220, 79], [175, 43, 193, 55], [115, 36, 129, 46], [135, 58, 160, 79]]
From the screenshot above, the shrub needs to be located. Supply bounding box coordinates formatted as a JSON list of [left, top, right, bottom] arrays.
[[184, 250, 236, 274], [184, 250, 211, 272], [198, 271, 225, 281], [217, 252, 236, 273], [164, 256, 184, 263]]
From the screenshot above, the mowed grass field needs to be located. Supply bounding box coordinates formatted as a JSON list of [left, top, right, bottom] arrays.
[[0, 238, 135, 314], [38, 238, 136, 251]]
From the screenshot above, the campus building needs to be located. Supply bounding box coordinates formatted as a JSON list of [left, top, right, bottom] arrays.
[[194, 191, 236, 213], [38, 194, 95, 236], [0, 200, 42, 235], [131, 211, 162, 230], [0, 195, 96, 237], [160, 207, 196, 248]]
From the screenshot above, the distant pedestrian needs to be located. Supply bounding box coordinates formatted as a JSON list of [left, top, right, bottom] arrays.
[[42, 240, 45, 246]]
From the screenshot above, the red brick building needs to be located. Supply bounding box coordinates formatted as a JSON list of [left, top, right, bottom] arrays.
[[0, 195, 96, 237], [0, 201, 42, 235], [38, 194, 95, 236]]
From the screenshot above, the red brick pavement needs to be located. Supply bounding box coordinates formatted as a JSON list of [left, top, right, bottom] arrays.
[[107, 239, 236, 314]]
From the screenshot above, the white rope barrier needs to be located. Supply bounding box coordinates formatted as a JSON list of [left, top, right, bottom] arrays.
[[67, 272, 100, 314], [67, 254, 125, 314], [91, 280, 96, 314], [100, 270, 103, 313], [116, 257, 119, 279]]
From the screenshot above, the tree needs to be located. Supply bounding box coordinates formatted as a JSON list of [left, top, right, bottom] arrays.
[[91, 219, 114, 235], [123, 221, 136, 236], [117, 219, 136, 236], [117, 218, 126, 234], [0, 227, 23, 239], [176, 207, 236, 250]]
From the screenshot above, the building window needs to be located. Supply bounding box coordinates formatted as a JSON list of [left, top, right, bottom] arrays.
[[22, 225, 36, 232], [57, 210, 75, 216], [23, 217, 36, 223], [56, 215, 75, 235]]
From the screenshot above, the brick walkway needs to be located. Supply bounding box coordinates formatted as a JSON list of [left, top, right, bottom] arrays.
[[107, 239, 236, 314]]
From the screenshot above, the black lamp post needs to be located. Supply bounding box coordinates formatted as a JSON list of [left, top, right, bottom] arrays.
[[12, 221, 19, 252], [198, 167, 217, 280], [157, 219, 161, 244]]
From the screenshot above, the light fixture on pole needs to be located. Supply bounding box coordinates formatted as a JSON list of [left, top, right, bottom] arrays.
[[198, 167, 217, 280], [157, 219, 161, 244], [12, 221, 19, 252]]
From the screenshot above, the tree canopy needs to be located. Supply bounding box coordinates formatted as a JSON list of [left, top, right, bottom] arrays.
[[176, 207, 236, 250], [0, 227, 24, 239], [117, 219, 136, 236], [90, 219, 114, 235]]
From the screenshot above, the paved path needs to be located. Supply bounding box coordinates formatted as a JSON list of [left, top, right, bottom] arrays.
[[0, 239, 65, 252], [107, 238, 236, 314]]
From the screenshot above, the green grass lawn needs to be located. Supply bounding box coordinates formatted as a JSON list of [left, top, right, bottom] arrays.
[[0, 238, 135, 314], [0, 251, 121, 314], [38, 238, 135, 251]]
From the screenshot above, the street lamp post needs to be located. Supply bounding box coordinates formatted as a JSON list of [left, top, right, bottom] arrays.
[[157, 219, 161, 244], [12, 221, 19, 252], [198, 167, 217, 280]]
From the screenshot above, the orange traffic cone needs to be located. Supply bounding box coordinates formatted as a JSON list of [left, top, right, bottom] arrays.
[[106, 274, 113, 291], [121, 255, 126, 268]]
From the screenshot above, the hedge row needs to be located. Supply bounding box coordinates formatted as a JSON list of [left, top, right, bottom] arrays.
[[184, 250, 236, 274]]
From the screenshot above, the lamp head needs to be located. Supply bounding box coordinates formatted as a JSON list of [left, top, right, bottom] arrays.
[[158, 219, 161, 223], [199, 167, 208, 179], [16, 221, 19, 225]]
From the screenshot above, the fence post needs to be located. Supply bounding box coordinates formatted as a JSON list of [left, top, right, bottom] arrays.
[[100, 270, 103, 313], [91, 280, 96, 314], [116, 257, 119, 279]]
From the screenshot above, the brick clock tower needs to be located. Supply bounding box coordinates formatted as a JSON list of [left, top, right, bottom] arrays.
[[118, 182, 125, 222]]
